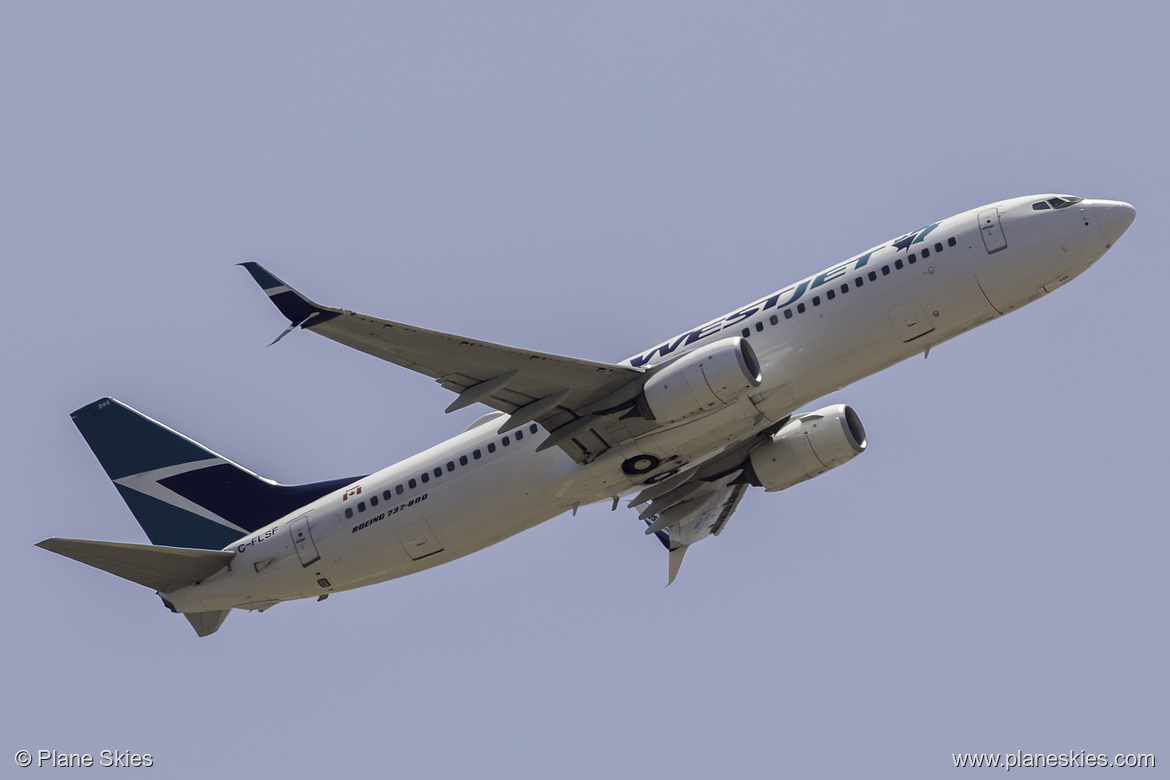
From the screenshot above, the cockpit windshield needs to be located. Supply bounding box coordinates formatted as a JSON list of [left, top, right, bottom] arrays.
[[1032, 195, 1085, 211]]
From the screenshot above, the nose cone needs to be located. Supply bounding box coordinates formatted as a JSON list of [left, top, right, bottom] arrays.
[[1093, 200, 1136, 246]]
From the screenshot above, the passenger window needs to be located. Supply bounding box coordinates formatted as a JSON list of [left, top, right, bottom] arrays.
[[396, 485, 404, 495], [502, 436, 510, 446], [797, 303, 806, 313], [840, 284, 849, 294], [755, 322, 763, 332], [421, 473, 429, 484], [345, 507, 353, 519], [446, 461, 455, 472], [459, 455, 468, 466], [770, 314, 778, 325], [908, 253, 916, 264], [948, 237, 956, 247], [934, 242, 943, 252], [922, 248, 930, 258], [433, 467, 442, 477], [894, 259, 903, 270], [742, 328, 750, 338], [855, 277, 863, 288], [358, 501, 366, 512], [370, 496, 379, 507], [881, 266, 890, 275], [826, 290, 835, 300], [383, 490, 392, 500], [868, 271, 877, 281], [515, 429, 523, 440], [409, 478, 417, 489], [784, 308, 793, 319], [529, 424, 538, 434], [473, 449, 482, 460], [488, 443, 496, 453], [812, 296, 821, 306]]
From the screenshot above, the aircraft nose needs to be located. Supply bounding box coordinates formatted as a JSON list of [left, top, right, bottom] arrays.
[[1092, 200, 1136, 246]]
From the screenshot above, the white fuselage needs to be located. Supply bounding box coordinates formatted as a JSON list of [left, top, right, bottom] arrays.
[[164, 195, 1130, 613]]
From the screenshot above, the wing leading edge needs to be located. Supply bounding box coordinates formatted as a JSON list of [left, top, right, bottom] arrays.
[[240, 263, 644, 459]]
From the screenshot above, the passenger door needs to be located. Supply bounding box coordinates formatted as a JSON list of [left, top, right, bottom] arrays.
[[977, 208, 1007, 254], [290, 515, 320, 567]]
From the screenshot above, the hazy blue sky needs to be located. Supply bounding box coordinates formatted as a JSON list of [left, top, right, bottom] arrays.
[[4, 3, 1165, 777]]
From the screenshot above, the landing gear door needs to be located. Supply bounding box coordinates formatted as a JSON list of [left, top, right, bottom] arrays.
[[978, 208, 1007, 254], [290, 515, 320, 567]]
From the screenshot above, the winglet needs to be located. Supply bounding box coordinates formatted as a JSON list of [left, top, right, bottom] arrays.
[[667, 545, 687, 586], [239, 262, 339, 331]]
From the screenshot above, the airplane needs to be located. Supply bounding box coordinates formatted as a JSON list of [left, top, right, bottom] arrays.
[[38, 194, 1135, 636]]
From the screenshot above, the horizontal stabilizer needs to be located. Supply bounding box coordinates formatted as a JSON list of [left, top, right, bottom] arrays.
[[37, 537, 234, 593]]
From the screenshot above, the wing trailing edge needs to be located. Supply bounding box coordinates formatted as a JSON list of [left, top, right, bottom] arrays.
[[240, 262, 646, 462]]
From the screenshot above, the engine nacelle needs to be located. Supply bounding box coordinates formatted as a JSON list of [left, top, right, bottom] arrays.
[[641, 337, 762, 423], [747, 404, 866, 492]]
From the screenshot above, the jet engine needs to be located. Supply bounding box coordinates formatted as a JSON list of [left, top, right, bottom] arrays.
[[747, 404, 866, 492], [640, 337, 762, 423]]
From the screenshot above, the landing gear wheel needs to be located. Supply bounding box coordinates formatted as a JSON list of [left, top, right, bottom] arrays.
[[621, 454, 661, 475]]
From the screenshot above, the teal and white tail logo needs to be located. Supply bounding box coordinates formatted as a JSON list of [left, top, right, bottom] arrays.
[[72, 398, 361, 550]]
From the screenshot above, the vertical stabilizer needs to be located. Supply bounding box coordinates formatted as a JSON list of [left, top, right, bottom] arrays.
[[71, 398, 362, 550]]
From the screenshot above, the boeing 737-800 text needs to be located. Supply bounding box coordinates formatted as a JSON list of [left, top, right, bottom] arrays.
[[38, 194, 1135, 636]]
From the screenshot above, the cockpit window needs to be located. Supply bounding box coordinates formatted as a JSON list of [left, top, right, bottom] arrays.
[[1034, 195, 1084, 211]]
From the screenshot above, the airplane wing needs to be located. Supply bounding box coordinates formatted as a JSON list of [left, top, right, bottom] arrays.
[[241, 263, 645, 457], [634, 474, 749, 585], [620, 420, 791, 583]]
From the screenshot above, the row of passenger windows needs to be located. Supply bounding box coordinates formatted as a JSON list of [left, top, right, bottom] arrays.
[[741, 236, 957, 336], [343, 422, 541, 518]]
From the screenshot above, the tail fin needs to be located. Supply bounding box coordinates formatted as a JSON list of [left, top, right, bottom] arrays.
[[71, 398, 362, 550]]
